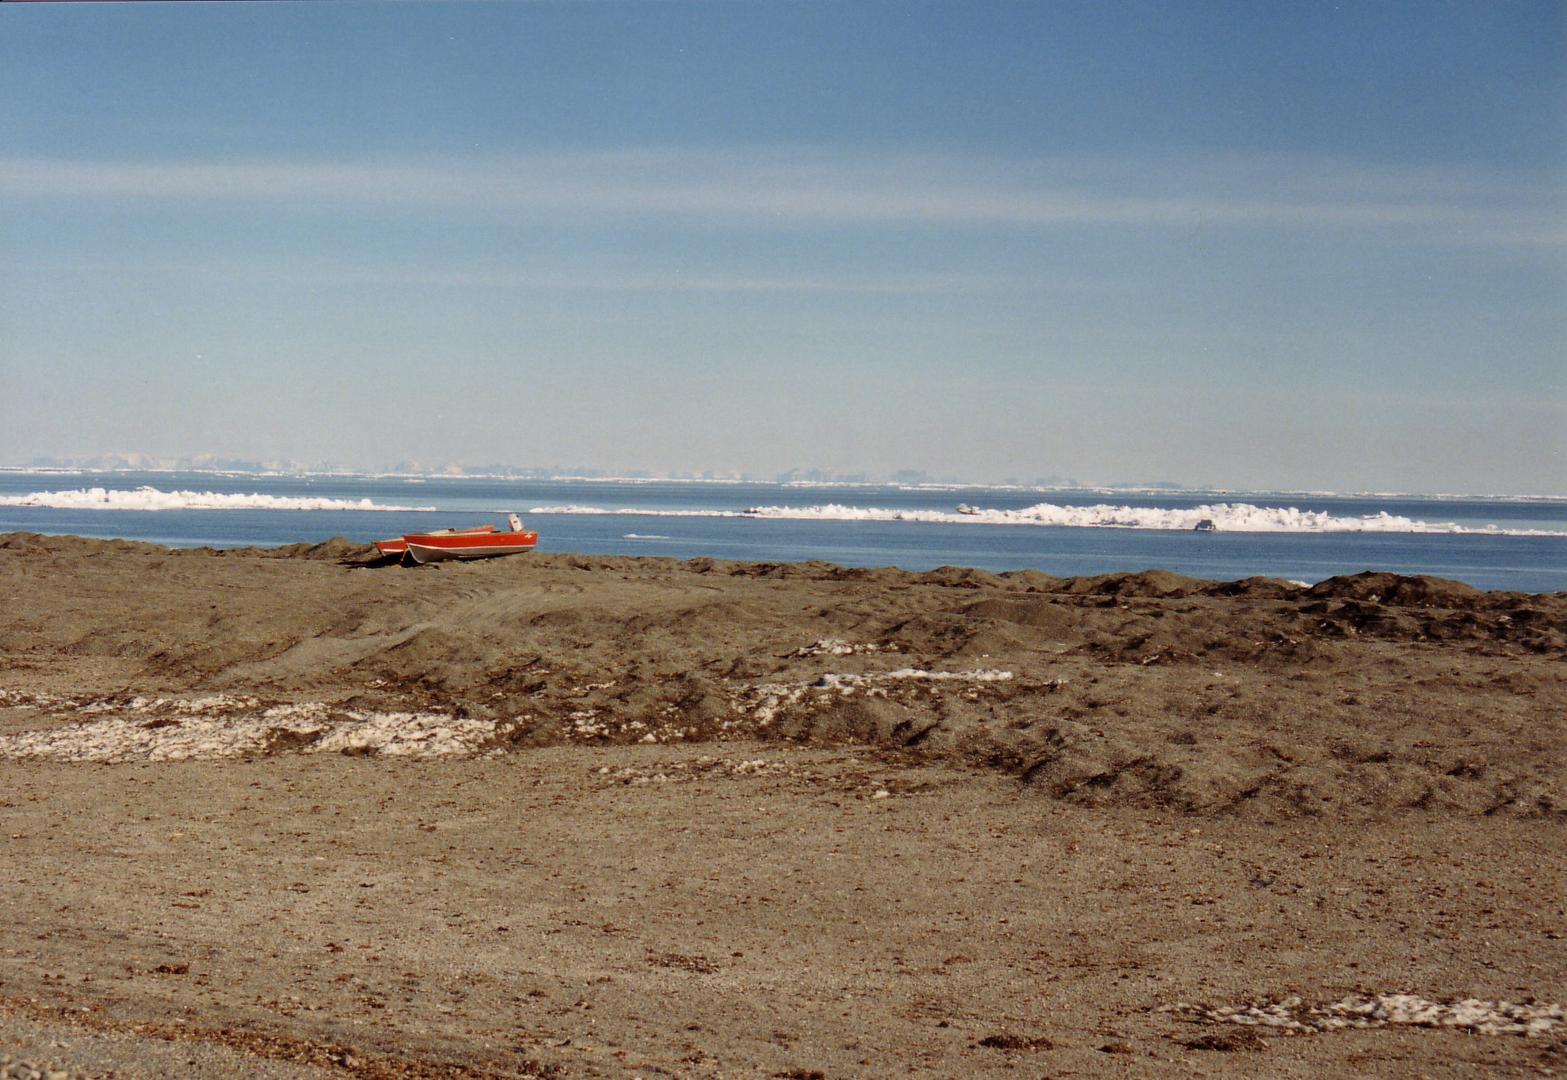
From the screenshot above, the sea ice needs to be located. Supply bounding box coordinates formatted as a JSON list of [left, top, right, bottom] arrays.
[[0, 486, 435, 512], [527, 501, 1565, 536]]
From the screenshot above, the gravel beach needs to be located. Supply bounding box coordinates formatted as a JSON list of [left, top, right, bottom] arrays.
[[1, 534, 1563, 1077]]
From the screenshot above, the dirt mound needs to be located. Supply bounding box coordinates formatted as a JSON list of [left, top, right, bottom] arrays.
[[994, 728, 1563, 818], [1058, 569, 1210, 598], [677, 556, 745, 575], [1292, 588, 1567, 652], [823, 565, 909, 587], [3, 538, 1561, 818], [996, 569, 1065, 591], [517, 553, 659, 575], [0, 532, 170, 558], [1306, 572, 1485, 607], [959, 596, 1080, 635], [258, 537, 379, 561], [914, 566, 1004, 590], [1202, 577, 1309, 600]]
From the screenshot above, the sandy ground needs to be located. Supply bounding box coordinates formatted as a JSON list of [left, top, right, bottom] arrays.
[[0, 533, 1563, 1078]]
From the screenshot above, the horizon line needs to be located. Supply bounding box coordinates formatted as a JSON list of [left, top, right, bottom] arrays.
[[3, 462, 1564, 503]]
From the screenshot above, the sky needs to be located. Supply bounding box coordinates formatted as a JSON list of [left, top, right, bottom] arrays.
[[1, 1, 1563, 493]]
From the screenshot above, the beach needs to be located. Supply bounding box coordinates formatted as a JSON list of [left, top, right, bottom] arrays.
[[1, 534, 1563, 1077]]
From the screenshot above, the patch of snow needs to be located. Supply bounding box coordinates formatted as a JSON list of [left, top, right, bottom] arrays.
[[793, 639, 898, 657], [814, 668, 1013, 688], [0, 697, 500, 761], [1180, 994, 1564, 1037], [729, 668, 1013, 730]]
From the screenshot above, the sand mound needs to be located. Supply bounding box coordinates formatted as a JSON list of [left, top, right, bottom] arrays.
[[256, 537, 380, 561], [915, 565, 1005, 589], [1202, 576, 1310, 599], [2, 535, 1561, 818], [1307, 571, 1487, 606], [0, 531, 171, 557], [997, 568, 1066, 591], [960, 596, 1082, 634], [1058, 569, 1209, 598]]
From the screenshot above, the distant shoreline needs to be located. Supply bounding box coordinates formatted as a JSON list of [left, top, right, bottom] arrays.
[[3, 465, 1564, 502], [2, 530, 1563, 598]]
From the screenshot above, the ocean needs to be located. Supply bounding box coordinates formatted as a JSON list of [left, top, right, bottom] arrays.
[[2, 470, 1563, 593]]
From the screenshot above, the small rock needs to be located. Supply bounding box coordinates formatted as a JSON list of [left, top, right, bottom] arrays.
[[1183, 1027, 1269, 1052], [977, 1033, 1054, 1051]]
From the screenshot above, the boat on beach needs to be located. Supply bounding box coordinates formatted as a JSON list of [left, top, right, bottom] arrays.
[[374, 524, 496, 558], [377, 515, 538, 563]]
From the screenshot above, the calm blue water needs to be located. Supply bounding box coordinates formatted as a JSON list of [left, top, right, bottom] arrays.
[[2, 471, 1563, 593]]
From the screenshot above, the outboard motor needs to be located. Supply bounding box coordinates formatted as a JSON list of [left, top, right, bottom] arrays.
[[508, 513, 524, 532]]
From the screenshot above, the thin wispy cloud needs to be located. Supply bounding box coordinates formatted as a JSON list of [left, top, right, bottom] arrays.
[[2, 149, 1559, 246], [25, 252, 1004, 298], [319, 266, 1001, 297]]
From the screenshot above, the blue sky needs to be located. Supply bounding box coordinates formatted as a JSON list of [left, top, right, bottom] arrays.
[[2, 1, 1562, 491]]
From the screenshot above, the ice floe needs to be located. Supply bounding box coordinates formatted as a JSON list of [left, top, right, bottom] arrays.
[[0, 486, 435, 512], [528, 501, 1566, 536]]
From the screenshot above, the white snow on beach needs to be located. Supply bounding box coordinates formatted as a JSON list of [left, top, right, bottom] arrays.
[[0, 486, 436, 512], [530, 501, 1567, 536], [1181, 993, 1563, 1037], [0, 697, 499, 761], [731, 667, 1014, 729]]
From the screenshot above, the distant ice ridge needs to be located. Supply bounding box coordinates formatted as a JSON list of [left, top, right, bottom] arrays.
[[531, 502, 1567, 536], [0, 486, 436, 512], [533, 504, 730, 518]]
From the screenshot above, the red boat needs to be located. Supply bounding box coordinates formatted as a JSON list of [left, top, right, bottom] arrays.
[[381, 514, 538, 564], [374, 524, 495, 559]]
